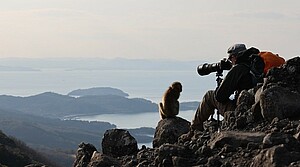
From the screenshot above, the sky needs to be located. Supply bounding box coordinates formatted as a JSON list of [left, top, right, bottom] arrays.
[[0, 0, 299, 61]]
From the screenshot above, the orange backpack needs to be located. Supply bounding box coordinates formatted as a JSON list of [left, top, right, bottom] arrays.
[[259, 51, 285, 74]]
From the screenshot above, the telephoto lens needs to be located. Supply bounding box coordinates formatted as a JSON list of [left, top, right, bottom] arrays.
[[197, 58, 232, 76], [197, 63, 219, 76]]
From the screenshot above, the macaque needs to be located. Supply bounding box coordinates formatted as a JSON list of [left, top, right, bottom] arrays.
[[159, 81, 182, 119]]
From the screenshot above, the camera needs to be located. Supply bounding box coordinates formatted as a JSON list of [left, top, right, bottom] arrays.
[[197, 58, 232, 76]]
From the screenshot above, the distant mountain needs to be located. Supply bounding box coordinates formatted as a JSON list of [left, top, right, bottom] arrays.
[[0, 108, 155, 167], [0, 109, 115, 150], [0, 130, 55, 167], [68, 87, 129, 97], [180, 101, 199, 110], [0, 92, 157, 118], [0, 88, 196, 166], [0, 91, 197, 120], [0, 65, 39, 71]]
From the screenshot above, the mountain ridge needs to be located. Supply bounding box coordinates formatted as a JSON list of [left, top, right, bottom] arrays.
[[0, 91, 157, 118], [0, 86, 196, 166], [0, 130, 56, 167], [0, 88, 198, 118]]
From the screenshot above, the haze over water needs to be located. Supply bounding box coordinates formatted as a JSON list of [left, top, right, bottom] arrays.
[[0, 58, 217, 103], [0, 58, 221, 128]]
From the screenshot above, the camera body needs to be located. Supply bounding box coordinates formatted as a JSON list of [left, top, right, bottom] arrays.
[[197, 58, 232, 76]]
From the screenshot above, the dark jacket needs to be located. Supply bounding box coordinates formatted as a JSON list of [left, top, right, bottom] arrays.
[[215, 47, 260, 104], [215, 64, 253, 103]]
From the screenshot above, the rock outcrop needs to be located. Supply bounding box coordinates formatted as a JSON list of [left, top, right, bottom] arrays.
[[102, 129, 138, 158], [73, 142, 97, 167], [153, 117, 190, 148], [258, 57, 300, 121], [73, 56, 300, 167]]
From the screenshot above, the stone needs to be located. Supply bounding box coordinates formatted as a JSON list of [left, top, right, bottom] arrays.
[[251, 145, 300, 167], [156, 143, 193, 166], [152, 117, 190, 148], [208, 131, 265, 149], [73, 142, 97, 167], [260, 86, 300, 121], [262, 132, 300, 150], [101, 129, 138, 158], [88, 152, 120, 167]]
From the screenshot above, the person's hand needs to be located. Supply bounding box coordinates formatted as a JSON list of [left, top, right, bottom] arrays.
[[220, 58, 232, 70]]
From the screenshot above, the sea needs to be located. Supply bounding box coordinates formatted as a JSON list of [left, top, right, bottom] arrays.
[[0, 67, 218, 127], [0, 66, 222, 148]]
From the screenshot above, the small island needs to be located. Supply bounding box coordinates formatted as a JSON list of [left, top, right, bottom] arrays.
[[67, 87, 129, 97]]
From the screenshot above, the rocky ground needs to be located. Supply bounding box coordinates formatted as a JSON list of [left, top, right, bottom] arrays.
[[73, 57, 300, 167]]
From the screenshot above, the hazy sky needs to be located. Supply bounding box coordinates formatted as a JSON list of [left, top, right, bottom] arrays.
[[0, 0, 299, 61]]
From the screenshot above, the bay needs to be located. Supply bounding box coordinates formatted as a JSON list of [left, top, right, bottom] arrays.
[[72, 109, 223, 148], [71, 110, 199, 148], [71, 110, 196, 129], [0, 64, 222, 129], [71, 109, 223, 129], [0, 67, 223, 129]]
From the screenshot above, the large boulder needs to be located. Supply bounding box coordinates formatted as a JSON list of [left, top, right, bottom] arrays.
[[264, 56, 300, 93], [260, 86, 300, 121], [101, 129, 138, 158], [88, 152, 121, 167], [262, 132, 300, 150], [251, 145, 300, 167], [257, 57, 300, 121], [153, 117, 190, 148], [208, 131, 265, 149], [73, 142, 97, 167], [155, 144, 194, 167]]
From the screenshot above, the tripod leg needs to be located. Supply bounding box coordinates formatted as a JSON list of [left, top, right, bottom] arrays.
[[210, 114, 214, 120], [217, 110, 220, 132]]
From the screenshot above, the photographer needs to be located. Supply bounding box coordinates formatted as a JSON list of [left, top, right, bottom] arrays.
[[182, 44, 259, 139]]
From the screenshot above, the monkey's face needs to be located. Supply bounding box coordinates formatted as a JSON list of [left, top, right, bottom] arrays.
[[177, 85, 182, 92], [173, 84, 182, 93]]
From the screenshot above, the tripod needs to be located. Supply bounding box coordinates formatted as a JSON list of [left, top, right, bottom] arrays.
[[210, 70, 223, 132]]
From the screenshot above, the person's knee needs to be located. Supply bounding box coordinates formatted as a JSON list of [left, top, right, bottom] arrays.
[[206, 90, 214, 95], [202, 90, 215, 102]]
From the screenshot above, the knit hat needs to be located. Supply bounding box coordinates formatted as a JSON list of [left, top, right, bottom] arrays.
[[227, 44, 247, 57]]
